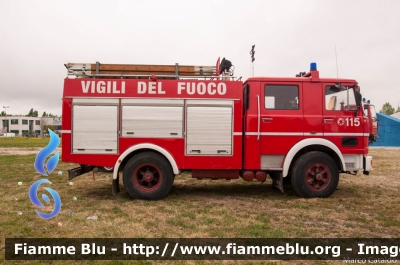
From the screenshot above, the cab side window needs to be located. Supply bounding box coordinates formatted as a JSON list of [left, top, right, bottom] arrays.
[[264, 85, 299, 110], [325, 86, 357, 111]]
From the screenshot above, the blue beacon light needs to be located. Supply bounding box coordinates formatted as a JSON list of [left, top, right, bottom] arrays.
[[310, 62, 317, 71]]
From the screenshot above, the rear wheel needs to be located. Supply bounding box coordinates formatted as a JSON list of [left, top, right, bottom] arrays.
[[123, 152, 174, 200], [291, 151, 339, 198]]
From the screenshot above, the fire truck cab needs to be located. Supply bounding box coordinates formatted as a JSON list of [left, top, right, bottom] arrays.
[[62, 60, 373, 200]]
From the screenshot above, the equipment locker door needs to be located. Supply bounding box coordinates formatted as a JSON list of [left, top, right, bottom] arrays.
[[259, 82, 304, 170], [186, 100, 233, 155], [72, 98, 118, 154]]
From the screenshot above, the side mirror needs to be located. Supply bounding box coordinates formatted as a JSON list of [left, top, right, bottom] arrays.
[[328, 85, 342, 93]]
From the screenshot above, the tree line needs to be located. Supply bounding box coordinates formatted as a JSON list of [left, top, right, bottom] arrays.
[[380, 102, 400, 115], [0, 108, 58, 117]]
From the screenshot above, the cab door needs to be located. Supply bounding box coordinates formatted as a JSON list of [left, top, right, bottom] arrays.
[[323, 84, 364, 170], [260, 82, 303, 170]]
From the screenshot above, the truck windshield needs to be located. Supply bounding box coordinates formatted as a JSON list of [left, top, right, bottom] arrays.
[[325, 86, 357, 111]]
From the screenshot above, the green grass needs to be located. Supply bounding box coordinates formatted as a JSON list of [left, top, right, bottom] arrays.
[[0, 137, 62, 148], [0, 148, 399, 265]]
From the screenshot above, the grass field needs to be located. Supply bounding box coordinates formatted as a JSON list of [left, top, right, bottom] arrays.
[[1, 144, 399, 264], [0, 137, 61, 148]]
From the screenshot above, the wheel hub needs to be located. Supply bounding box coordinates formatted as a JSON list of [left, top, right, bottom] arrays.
[[305, 163, 331, 190], [143, 171, 154, 182], [132, 163, 163, 192]]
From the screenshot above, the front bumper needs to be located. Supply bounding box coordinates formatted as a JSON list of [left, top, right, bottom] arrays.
[[363, 156, 373, 175]]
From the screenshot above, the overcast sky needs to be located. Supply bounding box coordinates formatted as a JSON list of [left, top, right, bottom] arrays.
[[0, 0, 399, 116]]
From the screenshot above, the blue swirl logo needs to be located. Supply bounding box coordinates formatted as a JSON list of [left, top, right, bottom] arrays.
[[30, 129, 62, 219], [29, 179, 61, 220], [34, 129, 60, 176]]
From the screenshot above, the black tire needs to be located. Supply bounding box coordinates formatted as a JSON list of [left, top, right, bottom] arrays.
[[123, 152, 174, 200], [282, 177, 291, 185], [291, 151, 339, 198]]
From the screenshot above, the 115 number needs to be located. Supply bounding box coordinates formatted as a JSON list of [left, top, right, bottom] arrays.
[[345, 117, 360, 126]]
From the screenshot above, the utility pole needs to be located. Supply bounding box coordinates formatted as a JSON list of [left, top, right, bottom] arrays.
[[250, 45, 255, 77], [3, 106, 9, 133], [335, 45, 339, 78]]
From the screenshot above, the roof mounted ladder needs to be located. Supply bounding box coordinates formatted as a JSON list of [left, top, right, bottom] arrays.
[[65, 62, 222, 80]]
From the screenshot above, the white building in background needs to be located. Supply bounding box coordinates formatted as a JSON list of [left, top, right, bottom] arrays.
[[391, 112, 400, 120], [1, 116, 62, 137]]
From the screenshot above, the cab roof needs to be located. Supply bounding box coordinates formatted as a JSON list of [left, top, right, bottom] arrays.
[[245, 76, 357, 84]]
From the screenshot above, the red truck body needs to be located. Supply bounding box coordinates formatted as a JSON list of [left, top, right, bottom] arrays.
[[62, 61, 373, 199]]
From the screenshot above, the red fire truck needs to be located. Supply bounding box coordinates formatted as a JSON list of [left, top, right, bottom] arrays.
[[62, 59, 373, 199]]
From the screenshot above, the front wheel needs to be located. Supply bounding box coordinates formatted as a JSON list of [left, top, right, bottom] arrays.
[[291, 151, 339, 198], [123, 152, 174, 200]]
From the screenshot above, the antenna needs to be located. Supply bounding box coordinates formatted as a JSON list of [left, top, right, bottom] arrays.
[[335, 45, 339, 78]]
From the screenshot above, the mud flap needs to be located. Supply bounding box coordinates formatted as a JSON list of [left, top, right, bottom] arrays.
[[271, 172, 284, 193], [112, 173, 120, 196], [92, 167, 98, 181]]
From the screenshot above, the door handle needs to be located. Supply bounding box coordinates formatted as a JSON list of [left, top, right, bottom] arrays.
[[262, 118, 273, 122], [324, 119, 334, 123]]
